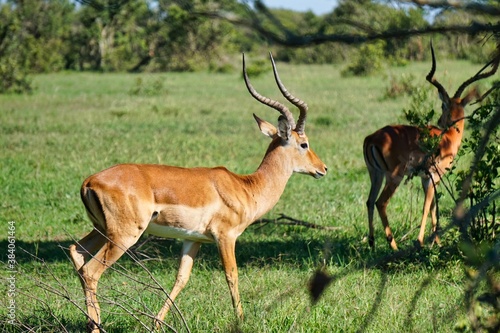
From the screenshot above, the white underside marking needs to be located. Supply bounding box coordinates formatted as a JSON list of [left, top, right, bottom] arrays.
[[145, 223, 214, 243]]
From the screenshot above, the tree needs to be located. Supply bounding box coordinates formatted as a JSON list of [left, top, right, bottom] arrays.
[[0, 0, 74, 93], [211, 0, 500, 47]]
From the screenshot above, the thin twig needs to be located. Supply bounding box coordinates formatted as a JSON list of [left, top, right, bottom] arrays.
[[251, 213, 341, 231], [65, 229, 190, 332]]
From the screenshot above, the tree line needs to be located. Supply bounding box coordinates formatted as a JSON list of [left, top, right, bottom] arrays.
[[1, 0, 499, 90]]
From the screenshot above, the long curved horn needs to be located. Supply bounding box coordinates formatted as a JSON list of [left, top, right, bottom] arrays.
[[453, 45, 500, 99], [242, 53, 296, 129], [269, 53, 308, 135], [426, 41, 450, 101]]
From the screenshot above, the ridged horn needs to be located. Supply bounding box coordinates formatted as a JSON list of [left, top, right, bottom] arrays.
[[269, 52, 308, 135], [243, 53, 296, 129]]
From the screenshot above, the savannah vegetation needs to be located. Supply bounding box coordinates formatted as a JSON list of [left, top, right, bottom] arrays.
[[1, 58, 498, 332], [1, 0, 499, 93], [1, 0, 499, 332]]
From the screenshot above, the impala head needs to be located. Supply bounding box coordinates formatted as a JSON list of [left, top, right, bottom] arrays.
[[243, 53, 327, 178], [427, 41, 500, 129]]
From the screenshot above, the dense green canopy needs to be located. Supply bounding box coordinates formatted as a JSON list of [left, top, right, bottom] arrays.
[[0, 0, 499, 92]]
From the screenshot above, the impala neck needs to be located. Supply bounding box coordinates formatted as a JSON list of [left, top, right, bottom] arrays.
[[246, 139, 295, 219], [443, 108, 466, 156]]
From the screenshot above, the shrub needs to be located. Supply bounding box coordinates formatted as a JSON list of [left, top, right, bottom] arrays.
[[455, 84, 500, 242], [341, 40, 386, 77], [384, 73, 417, 99], [0, 57, 33, 94]]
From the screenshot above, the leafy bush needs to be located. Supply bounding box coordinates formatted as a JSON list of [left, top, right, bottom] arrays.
[[455, 85, 500, 242], [242, 58, 270, 78], [403, 86, 436, 126], [129, 76, 167, 96], [384, 73, 417, 99], [0, 56, 33, 94], [341, 40, 386, 77]]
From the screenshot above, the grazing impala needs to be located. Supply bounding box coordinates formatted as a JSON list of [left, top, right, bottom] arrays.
[[69, 53, 327, 332], [364, 43, 500, 250]]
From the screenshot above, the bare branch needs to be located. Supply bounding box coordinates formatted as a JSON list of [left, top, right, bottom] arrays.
[[252, 213, 341, 231], [199, 10, 500, 47], [405, 0, 500, 16]]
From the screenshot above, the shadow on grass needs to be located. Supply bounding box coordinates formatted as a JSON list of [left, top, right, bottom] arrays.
[[0, 222, 461, 272], [0, 316, 87, 333], [1, 224, 464, 333]]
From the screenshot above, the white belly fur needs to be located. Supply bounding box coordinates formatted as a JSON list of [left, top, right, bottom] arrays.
[[145, 223, 214, 243]]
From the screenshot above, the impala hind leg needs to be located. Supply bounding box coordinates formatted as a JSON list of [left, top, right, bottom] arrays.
[[217, 236, 243, 320], [69, 229, 107, 330], [366, 169, 384, 249], [155, 240, 201, 328], [74, 234, 140, 333], [70, 229, 107, 271], [376, 175, 402, 250]]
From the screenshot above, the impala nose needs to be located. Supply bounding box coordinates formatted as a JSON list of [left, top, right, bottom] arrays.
[[315, 166, 327, 178]]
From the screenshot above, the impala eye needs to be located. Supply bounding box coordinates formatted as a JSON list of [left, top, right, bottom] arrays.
[[300, 143, 309, 149]]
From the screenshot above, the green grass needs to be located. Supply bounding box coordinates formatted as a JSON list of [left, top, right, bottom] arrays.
[[0, 59, 494, 332]]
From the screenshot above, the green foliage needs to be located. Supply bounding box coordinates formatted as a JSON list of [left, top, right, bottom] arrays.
[[128, 76, 167, 96], [384, 7, 428, 63], [432, 10, 498, 64], [0, 57, 33, 94], [383, 73, 418, 99], [403, 85, 439, 158], [241, 58, 270, 78], [456, 87, 500, 242], [331, 0, 431, 75], [341, 40, 386, 76], [148, 0, 242, 72], [403, 87, 436, 126], [403, 86, 441, 158], [0, 4, 32, 93], [457, 243, 500, 333], [0, 0, 74, 72], [0, 0, 498, 81]]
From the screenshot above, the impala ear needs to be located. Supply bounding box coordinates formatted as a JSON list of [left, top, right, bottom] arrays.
[[461, 88, 480, 106], [253, 113, 278, 138], [277, 115, 292, 140]]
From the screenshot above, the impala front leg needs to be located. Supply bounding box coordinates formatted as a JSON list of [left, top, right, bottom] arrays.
[[419, 177, 441, 247], [217, 235, 243, 320], [418, 177, 435, 247], [155, 240, 201, 328], [429, 197, 441, 247]]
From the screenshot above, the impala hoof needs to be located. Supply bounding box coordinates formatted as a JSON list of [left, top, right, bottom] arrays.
[[153, 317, 164, 330], [86, 320, 100, 333], [368, 236, 375, 249]]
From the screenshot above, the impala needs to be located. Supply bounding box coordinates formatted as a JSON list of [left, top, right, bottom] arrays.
[[69, 53, 327, 332], [363, 43, 499, 250]]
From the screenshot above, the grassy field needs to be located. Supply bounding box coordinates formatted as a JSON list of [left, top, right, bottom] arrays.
[[0, 57, 494, 332]]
